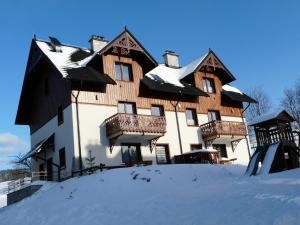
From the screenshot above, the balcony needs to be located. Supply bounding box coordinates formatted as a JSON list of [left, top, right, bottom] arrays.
[[105, 113, 166, 141], [200, 120, 247, 143]]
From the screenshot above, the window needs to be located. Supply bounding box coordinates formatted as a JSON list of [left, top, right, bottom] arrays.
[[115, 62, 133, 81], [151, 105, 164, 116], [213, 144, 227, 158], [203, 78, 216, 93], [59, 148, 66, 168], [186, 108, 198, 126], [208, 110, 221, 122], [57, 105, 64, 125], [118, 102, 136, 114], [121, 144, 142, 165], [191, 144, 202, 151], [156, 145, 170, 164], [44, 78, 49, 96]]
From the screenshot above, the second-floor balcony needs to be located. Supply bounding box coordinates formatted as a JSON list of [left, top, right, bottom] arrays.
[[200, 120, 247, 142], [105, 113, 167, 140]]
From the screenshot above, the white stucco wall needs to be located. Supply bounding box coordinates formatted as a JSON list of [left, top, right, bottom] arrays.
[[30, 101, 251, 177], [73, 103, 250, 167], [30, 104, 75, 178]]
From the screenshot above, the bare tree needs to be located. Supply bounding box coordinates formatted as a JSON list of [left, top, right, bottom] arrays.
[[281, 79, 300, 129], [246, 86, 272, 121], [11, 153, 32, 170], [245, 86, 271, 150]]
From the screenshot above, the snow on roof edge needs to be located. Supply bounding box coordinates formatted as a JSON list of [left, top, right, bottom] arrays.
[[222, 84, 243, 94], [249, 110, 284, 126]]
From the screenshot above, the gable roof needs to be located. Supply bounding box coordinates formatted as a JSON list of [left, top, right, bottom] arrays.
[[145, 49, 236, 89], [86, 29, 158, 68], [249, 110, 295, 127]]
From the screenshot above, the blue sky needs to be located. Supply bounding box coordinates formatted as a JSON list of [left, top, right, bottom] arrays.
[[0, 0, 300, 169]]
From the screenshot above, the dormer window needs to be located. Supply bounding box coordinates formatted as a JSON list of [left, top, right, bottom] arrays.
[[115, 62, 133, 81], [203, 78, 216, 93]]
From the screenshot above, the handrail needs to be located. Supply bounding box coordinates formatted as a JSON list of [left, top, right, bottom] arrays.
[[105, 113, 167, 137], [200, 120, 247, 140]]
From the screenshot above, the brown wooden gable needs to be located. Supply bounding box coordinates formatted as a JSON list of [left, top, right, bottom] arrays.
[[97, 29, 157, 74], [194, 50, 236, 85], [110, 31, 143, 54]]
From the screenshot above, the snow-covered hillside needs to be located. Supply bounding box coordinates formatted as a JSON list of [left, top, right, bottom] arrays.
[[0, 165, 300, 225], [0, 181, 8, 208]]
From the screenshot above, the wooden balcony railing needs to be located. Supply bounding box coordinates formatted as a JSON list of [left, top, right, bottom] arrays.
[[200, 120, 247, 141], [105, 113, 167, 138]]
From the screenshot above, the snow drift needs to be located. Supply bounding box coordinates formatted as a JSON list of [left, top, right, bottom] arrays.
[[0, 165, 300, 225]]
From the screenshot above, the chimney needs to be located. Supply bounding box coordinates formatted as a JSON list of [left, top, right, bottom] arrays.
[[163, 50, 180, 68], [89, 35, 108, 52]]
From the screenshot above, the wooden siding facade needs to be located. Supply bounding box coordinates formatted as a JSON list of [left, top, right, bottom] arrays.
[[29, 60, 71, 134], [72, 54, 243, 117]]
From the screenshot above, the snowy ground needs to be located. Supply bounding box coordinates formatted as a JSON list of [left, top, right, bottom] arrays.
[[0, 164, 300, 225], [0, 181, 8, 208]]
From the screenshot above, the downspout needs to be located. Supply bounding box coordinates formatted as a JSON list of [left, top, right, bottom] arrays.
[[242, 102, 251, 159], [171, 98, 183, 155], [71, 80, 83, 175]]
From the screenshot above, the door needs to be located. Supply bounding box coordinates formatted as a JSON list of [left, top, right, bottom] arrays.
[[47, 158, 53, 181], [213, 144, 227, 158], [121, 144, 142, 166]]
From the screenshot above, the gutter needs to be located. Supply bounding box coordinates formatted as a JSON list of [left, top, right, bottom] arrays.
[[71, 80, 83, 175]]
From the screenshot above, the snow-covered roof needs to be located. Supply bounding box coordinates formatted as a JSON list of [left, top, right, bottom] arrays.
[[222, 84, 243, 94], [249, 110, 293, 126], [182, 148, 219, 155], [36, 40, 92, 77], [145, 53, 208, 87]]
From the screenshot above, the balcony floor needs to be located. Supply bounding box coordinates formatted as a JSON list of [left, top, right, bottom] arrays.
[[108, 131, 164, 142], [208, 134, 246, 144]]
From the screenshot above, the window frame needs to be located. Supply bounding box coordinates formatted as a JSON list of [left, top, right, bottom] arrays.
[[155, 144, 171, 164], [208, 110, 221, 122], [190, 144, 203, 151], [121, 143, 142, 165], [203, 78, 216, 94], [185, 108, 198, 126], [213, 144, 228, 158], [151, 105, 165, 117], [59, 147, 66, 169], [115, 62, 133, 81], [118, 101, 137, 114]]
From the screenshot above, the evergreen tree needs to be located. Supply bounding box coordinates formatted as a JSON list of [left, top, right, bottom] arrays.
[[85, 150, 95, 168]]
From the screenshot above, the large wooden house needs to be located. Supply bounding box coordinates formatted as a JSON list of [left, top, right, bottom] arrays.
[[16, 29, 256, 180]]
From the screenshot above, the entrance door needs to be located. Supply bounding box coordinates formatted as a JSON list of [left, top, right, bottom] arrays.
[[47, 158, 53, 181], [121, 144, 142, 166]]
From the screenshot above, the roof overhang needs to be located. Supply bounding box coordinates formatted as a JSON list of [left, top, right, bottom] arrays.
[[222, 90, 257, 103], [66, 67, 116, 85], [141, 76, 209, 97], [19, 134, 54, 162]]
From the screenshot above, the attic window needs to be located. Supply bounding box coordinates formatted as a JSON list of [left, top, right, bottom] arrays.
[[115, 62, 133, 81], [203, 78, 216, 93]]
